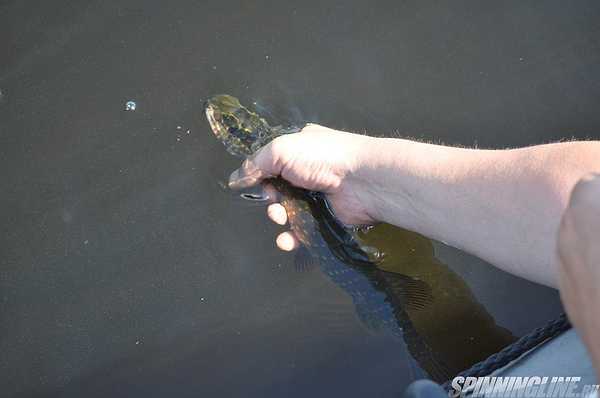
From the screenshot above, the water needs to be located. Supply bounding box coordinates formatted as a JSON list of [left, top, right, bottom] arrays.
[[1, 1, 600, 397]]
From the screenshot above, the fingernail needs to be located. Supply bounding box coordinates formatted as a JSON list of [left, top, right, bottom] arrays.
[[228, 169, 241, 188], [229, 172, 257, 189]]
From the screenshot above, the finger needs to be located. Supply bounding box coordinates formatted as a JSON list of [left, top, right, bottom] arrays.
[[228, 158, 269, 189], [267, 203, 287, 225], [300, 123, 319, 133], [228, 137, 288, 189], [262, 183, 281, 204], [276, 231, 299, 251]]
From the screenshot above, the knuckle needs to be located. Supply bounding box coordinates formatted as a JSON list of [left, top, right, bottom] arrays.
[[269, 136, 291, 166], [270, 135, 288, 154], [301, 123, 320, 133]]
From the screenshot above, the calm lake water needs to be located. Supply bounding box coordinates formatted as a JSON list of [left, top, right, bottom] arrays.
[[2, 1, 599, 397]]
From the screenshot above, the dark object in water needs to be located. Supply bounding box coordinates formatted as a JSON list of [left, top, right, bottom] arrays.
[[204, 94, 516, 382], [205, 94, 383, 267]]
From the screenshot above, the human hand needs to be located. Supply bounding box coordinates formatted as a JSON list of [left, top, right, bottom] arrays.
[[228, 123, 378, 251], [557, 173, 600, 371]]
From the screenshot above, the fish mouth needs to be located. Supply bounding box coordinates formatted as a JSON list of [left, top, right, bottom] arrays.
[[205, 104, 225, 138], [205, 102, 247, 158]]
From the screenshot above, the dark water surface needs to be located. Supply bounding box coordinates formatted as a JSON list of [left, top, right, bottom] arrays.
[[2, 1, 600, 397]]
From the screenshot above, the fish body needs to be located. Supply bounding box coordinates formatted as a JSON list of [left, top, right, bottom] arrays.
[[204, 94, 512, 382], [204, 94, 432, 320]]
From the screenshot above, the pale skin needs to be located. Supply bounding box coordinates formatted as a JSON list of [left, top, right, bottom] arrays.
[[557, 174, 600, 375], [228, 123, 600, 375]]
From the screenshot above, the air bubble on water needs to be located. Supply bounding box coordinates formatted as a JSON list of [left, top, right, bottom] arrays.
[[125, 100, 136, 111], [186, 129, 190, 134], [212, 65, 217, 70], [176, 125, 182, 130]]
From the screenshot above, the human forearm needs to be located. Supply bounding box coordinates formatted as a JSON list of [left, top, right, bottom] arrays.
[[356, 139, 600, 287], [227, 121, 599, 286]]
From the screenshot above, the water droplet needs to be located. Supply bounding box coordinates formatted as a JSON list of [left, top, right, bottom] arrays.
[[212, 65, 217, 70], [265, 55, 270, 60], [125, 100, 136, 111], [176, 125, 182, 130]]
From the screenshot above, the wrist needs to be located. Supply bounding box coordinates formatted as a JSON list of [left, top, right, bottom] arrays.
[[352, 136, 417, 225]]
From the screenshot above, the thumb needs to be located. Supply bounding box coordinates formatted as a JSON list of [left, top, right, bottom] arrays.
[[228, 139, 285, 189]]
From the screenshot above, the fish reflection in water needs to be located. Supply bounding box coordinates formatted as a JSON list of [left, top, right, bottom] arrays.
[[270, 181, 516, 383]]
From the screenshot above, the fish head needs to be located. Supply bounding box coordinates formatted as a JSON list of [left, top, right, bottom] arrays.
[[205, 94, 270, 157]]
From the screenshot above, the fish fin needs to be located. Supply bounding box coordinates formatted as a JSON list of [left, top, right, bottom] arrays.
[[400, 316, 454, 383], [293, 247, 318, 272], [376, 274, 451, 382], [379, 272, 434, 312]]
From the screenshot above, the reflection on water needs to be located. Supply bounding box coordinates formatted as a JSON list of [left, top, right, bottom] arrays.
[[271, 179, 516, 383]]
